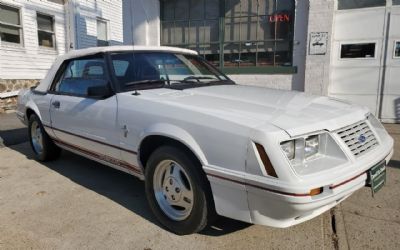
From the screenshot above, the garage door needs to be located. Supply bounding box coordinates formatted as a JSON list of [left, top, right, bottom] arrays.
[[380, 5, 400, 122], [329, 1, 400, 122]]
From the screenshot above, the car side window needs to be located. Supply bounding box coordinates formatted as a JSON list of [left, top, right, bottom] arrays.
[[54, 57, 108, 96]]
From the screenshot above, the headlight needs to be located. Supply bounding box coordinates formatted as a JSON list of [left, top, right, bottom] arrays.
[[280, 135, 320, 161], [305, 135, 319, 158], [281, 140, 295, 160], [280, 132, 348, 175]]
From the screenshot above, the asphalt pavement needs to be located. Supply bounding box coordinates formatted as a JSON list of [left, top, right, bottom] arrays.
[[0, 112, 27, 147]]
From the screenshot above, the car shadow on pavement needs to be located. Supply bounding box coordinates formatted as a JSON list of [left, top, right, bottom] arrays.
[[200, 217, 251, 236], [0, 128, 28, 147], [388, 160, 400, 169], [10, 143, 251, 236]]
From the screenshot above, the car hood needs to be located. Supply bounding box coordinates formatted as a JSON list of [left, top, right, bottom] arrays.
[[134, 85, 368, 137]]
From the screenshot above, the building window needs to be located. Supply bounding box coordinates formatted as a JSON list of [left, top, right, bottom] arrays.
[[47, 0, 65, 4], [394, 0, 400, 5], [160, 0, 295, 69], [338, 0, 386, 10], [161, 0, 221, 66], [340, 43, 376, 59], [395, 41, 400, 58], [37, 13, 55, 48], [97, 19, 109, 46], [0, 4, 22, 45]]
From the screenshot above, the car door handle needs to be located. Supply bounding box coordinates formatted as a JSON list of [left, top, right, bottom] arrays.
[[52, 101, 60, 109]]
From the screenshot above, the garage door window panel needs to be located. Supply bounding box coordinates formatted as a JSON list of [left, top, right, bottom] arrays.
[[393, 41, 400, 59], [55, 57, 109, 97], [340, 43, 376, 59], [395, 41, 400, 58], [0, 4, 22, 45], [338, 0, 386, 10]]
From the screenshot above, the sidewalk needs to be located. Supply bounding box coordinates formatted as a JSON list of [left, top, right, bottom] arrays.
[[0, 112, 27, 147], [333, 124, 400, 249]]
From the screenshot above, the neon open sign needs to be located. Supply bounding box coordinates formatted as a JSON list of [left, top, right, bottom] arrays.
[[269, 14, 290, 23]]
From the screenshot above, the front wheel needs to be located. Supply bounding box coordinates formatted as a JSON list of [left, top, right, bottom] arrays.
[[28, 114, 61, 161], [145, 146, 215, 235]]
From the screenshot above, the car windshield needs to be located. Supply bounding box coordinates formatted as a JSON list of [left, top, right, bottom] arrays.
[[110, 52, 232, 91]]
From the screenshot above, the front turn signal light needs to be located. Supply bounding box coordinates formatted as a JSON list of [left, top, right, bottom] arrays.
[[309, 187, 323, 196], [255, 143, 278, 178]]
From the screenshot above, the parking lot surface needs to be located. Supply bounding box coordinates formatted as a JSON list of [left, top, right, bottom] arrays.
[[0, 116, 399, 249]]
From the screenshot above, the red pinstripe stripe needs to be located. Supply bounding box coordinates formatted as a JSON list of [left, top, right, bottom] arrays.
[[43, 125, 137, 155], [207, 170, 368, 197], [51, 137, 142, 175], [206, 173, 311, 197], [329, 172, 366, 189]]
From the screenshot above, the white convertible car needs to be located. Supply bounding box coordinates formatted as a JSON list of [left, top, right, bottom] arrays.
[[17, 46, 393, 235]]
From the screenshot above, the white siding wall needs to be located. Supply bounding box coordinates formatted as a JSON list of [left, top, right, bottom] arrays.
[[0, 0, 66, 80], [74, 0, 123, 49], [0, 0, 124, 81]]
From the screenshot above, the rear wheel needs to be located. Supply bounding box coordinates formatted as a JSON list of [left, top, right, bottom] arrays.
[[28, 114, 61, 161], [145, 146, 215, 235]]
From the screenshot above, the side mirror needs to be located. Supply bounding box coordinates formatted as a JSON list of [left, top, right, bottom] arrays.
[[87, 85, 113, 99]]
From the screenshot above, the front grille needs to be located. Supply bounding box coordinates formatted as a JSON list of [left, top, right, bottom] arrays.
[[336, 120, 378, 157]]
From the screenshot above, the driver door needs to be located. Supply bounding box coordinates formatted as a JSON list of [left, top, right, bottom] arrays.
[[49, 55, 120, 163]]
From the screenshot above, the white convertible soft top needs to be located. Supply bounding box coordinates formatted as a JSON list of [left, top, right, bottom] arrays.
[[35, 46, 198, 92]]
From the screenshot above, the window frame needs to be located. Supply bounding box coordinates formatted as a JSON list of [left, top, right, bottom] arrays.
[[0, 3, 23, 47], [339, 41, 378, 60], [36, 12, 56, 49], [160, 0, 296, 72], [49, 53, 114, 98], [96, 17, 110, 47]]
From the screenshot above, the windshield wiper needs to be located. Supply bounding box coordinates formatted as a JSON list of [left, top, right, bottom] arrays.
[[182, 76, 217, 82], [125, 79, 167, 87]]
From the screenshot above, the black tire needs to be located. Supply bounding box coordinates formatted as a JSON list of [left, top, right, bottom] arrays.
[[28, 114, 61, 162], [145, 145, 215, 235]]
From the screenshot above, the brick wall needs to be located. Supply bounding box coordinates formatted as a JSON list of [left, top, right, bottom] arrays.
[[0, 79, 39, 113]]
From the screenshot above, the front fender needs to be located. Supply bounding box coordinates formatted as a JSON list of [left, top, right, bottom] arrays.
[[138, 123, 208, 166], [17, 90, 42, 123], [25, 99, 42, 121]]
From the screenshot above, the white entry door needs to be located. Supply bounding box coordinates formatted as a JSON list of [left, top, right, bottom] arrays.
[[329, 2, 400, 122]]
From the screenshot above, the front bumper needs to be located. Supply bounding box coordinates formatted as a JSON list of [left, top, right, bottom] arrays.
[[246, 148, 393, 228]]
